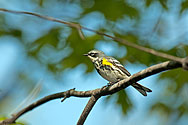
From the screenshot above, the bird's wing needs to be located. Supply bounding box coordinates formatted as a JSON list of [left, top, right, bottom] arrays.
[[107, 57, 131, 76]]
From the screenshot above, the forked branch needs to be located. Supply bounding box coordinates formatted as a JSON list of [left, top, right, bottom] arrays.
[[0, 60, 183, 125]]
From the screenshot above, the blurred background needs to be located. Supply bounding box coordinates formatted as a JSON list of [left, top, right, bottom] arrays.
[[0, 0, 188, 125]]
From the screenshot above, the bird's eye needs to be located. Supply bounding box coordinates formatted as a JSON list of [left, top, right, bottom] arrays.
[[89, 53, 97, 57]]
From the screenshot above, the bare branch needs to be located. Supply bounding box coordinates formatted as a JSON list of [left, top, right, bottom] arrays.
[[0, 88, 76, 125], [0, 8, 183, 62], [77, 95, 101, 125], [182, 57, 188, 70], [61, 88, 76, 102], [0, 60, 183, 125], [76, 24, 85, 40]]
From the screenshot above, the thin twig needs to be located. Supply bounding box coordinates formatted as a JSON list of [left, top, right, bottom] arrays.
[[0, 8, 183, 63], [77, 24, 85, 40], [0, 60, 183, 125], [61, 88, 75, 102]]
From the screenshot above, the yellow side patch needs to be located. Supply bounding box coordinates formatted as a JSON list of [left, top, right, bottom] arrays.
[[102, 58, 113, 66]]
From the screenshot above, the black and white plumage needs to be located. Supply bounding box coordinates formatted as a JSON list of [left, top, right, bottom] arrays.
[[83, 50, 152, 96]]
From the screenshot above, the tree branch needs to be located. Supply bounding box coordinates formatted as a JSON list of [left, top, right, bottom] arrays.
[[77, 95, 101, 125], [0, 8, 187, 125], [0, 60, 183, 125], [0, 8, 183, 63]]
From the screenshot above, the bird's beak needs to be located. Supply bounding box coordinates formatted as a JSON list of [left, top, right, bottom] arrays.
[[83, 53, 88, 56]]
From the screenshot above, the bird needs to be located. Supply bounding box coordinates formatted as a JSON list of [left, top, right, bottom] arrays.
[[83, 49, 152, 96]]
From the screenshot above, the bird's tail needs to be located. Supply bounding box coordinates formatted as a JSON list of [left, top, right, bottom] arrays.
[[132, 83, 152, 96]]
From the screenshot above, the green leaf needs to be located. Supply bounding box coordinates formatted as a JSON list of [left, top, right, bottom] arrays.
[[0, 29, 22, 37], [145, 0, 153, 7], [62, 29, 102, 72], [105, 90, 132, 115], [158, 0, 168, 10], [28, 28, 60, 58], [151, 102, 172, 116], [183, 45, 188, 55], [82, 0, 139, 21], [116, 90, 132, 115], [0, 116, 7, 121], [178, 104, 188, 118], [145, 0, 168, 10], [159, 68, 188, 92], [180, 0, 188, 14]]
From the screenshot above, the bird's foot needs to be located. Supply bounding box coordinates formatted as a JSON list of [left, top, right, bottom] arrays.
[[107, 82, 114, 86], [101, 82, 114, 90]]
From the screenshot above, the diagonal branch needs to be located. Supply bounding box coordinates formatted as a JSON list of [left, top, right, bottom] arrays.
[[77, 95, 101, 125], [0, 60, 183, 125], [0, 8, 183, 63]]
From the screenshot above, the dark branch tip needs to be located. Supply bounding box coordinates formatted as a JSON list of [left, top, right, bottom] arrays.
[[182, 57, 188, 70], [61, 88, 76, 102]]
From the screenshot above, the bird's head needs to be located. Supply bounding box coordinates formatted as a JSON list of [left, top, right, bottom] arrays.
[[83, 50, 105, 62]]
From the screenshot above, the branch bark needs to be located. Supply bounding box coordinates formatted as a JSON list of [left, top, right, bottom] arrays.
[[77, 95, 101, 125], [0, 8, 183, 63], [0, 60, 183, 125]]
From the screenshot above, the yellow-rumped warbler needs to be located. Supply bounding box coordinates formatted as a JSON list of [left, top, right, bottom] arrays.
[[83, 50, 152, 96]]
